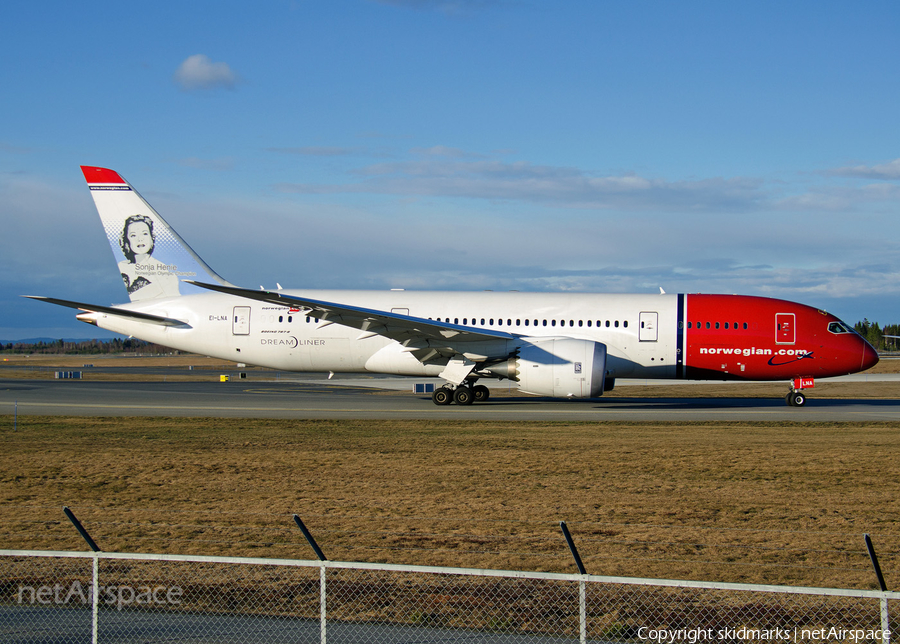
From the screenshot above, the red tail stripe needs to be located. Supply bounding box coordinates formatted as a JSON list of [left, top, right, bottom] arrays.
[[80, 166, 126, 185]]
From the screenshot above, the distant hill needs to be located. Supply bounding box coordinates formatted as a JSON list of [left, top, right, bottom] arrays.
[[0, 337, 102, 345]]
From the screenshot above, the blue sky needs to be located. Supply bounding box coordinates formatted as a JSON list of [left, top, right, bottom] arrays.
[[2, 1, 899, 340]]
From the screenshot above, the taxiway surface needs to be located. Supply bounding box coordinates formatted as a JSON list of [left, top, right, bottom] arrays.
[[2, 378, 899, 422]]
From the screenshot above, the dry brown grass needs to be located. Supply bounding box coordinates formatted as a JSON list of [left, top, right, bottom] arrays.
[[1, 416, 898, 590]]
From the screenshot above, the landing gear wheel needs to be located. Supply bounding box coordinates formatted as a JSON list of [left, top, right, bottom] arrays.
[[786, 391, 806, 407], [473, 385, 490, 402], [453, 386, 475, 405], [432, 387, 453, 406]]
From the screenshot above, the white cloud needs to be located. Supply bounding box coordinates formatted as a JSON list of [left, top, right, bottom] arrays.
[[173, 54, 238, 92], [775, 182, 900, 211], [275, 158, 766, 212], [827, 158, 900, 180], [410, 145, 485, 159]]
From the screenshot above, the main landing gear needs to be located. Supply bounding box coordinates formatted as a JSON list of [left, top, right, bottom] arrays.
[[432, 383, 491, 406], [785, 377, 814, 407]]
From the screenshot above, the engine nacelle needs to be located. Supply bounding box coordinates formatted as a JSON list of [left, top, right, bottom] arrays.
[[488, 337, 607, 398]]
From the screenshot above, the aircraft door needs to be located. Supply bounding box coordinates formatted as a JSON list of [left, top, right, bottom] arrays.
[[233, 306, 251, 335], [776, 313, 795, 344], [639, 311, 658, 342]]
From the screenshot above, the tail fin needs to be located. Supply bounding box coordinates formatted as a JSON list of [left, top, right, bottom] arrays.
[[81, 166, 232, 301]]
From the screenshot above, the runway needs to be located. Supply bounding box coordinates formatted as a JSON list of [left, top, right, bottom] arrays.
[[2, 377, 900, 422]]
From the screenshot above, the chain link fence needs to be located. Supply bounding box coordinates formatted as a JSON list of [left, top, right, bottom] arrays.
[[1, 549, 896, 643]]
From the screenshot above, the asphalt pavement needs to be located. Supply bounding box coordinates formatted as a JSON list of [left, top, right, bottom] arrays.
[[2, 376, 899, 422]]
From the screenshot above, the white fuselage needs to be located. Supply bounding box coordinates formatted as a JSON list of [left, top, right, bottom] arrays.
[[94, 290, 678, 380]]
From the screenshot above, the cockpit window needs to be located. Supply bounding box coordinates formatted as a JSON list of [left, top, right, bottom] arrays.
[[828, 321, 854, 334]]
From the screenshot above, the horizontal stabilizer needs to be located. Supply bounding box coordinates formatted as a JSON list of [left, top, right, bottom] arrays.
[[24, 296, 191, 328]]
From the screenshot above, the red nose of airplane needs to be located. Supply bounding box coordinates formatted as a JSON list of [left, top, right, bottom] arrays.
[[861, 339, 879, 372]]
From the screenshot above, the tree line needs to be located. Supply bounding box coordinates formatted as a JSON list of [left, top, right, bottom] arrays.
[[0, 338, 183, 355], [854, 319, 900, 352]]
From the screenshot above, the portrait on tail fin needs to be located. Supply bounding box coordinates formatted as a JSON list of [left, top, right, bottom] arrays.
[[118, 214, 181, 300]]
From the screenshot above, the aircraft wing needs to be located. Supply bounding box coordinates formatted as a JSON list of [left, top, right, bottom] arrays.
[[186, 281, 516, 346], [24, 296, 191, 328]]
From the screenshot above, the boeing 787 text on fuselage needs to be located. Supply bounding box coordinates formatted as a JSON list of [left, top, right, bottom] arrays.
[[28, 166, 878, 407]]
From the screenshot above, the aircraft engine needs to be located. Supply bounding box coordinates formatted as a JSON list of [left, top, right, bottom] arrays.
[[487, 337, 607, 398]]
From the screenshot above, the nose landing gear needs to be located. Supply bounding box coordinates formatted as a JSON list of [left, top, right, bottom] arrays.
[[785, 390, 807, 407], [785, 377, 814, 407]]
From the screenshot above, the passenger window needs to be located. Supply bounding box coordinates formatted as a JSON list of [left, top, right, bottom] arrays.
[[551, 320, 556, 327], [615, 320, 619, 328], [623, 321, 628, 328], [524, 319, 529, 326], [715, 322, 720, 329]]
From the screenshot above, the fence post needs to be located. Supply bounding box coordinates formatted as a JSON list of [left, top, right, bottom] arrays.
[[92, 554, 99, 644], [579, 579, 587, 644], [560, 521, 586, 575], [294, 515, 327, 561], [865, 534, 890, 644], [292, 515, 328, 642], [560, 522, 588, 643], [63, 507, 101, 642], [63, 506, 101, 552], [320, 564, 327, 644]]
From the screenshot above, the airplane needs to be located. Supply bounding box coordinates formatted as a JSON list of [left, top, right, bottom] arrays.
[[27, 166, 878, 407]]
